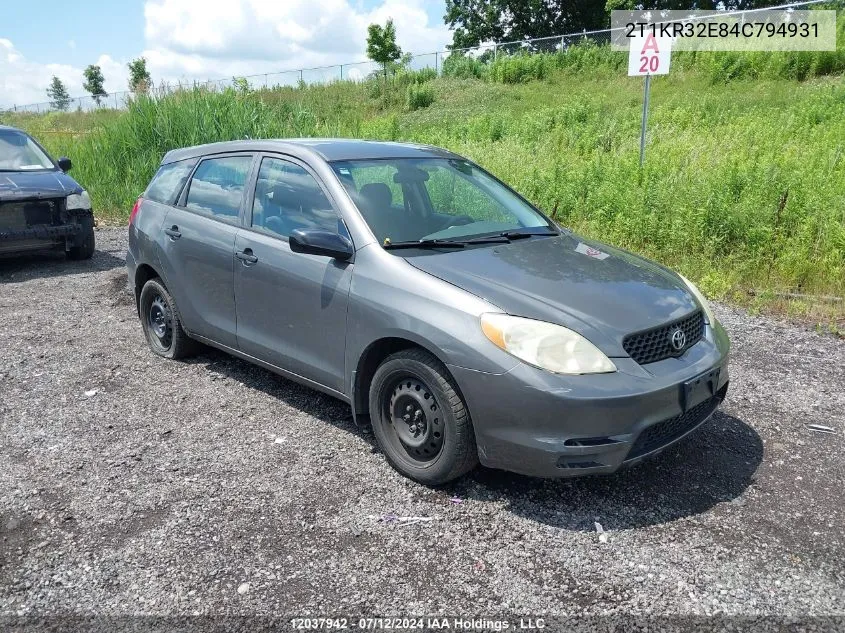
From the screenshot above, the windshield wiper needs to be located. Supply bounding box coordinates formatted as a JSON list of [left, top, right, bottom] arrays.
[[460, 235, 511, 244], [498, 229, 560, 239], [384, 229, 560, 249], [460, 229, 560, 244], [383, 239, 466, 250]]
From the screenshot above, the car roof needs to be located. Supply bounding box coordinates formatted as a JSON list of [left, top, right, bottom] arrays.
[[0, 124, 25, 132], [161, 138, 462, 165]]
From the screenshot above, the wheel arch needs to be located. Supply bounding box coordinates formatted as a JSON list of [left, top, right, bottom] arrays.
[[353, 336, 453, 417], [134, 263, 162, 315]]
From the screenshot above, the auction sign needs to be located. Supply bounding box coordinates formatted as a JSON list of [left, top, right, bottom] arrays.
[[616, 8, 836, 167], [611, 9, 837, 52]]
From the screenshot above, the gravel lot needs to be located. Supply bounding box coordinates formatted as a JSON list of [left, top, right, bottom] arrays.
[[1, 228, 843, 627]]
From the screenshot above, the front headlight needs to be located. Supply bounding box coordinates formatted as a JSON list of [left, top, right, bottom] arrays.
[[66, 190, 92, 211], [481, 313, 616, 375], [678, 274, 716, 326]]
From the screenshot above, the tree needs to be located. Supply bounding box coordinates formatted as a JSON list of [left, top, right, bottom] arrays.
[[46, 76, 72, 111], [607, 0, 767, 11], [232, 76, 251, 94], [128, 57, 152, 93], [444, 0, 609, 49], [366, 19, 403, 78], [82, 65, 108, 105]]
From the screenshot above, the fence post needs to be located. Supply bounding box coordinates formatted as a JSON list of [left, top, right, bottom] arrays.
[[435, 52, 439, 75], [300, 69, 304, 83], [340, 65, 343, 80], [493, 43, 498, 59]]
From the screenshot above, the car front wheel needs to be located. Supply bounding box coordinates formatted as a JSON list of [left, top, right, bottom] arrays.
[[138, 278, 199, 359], [67, 218, 95, 260], [369, 348, 478, 485]]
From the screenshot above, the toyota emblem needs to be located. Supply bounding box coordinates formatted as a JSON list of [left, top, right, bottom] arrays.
[[670, 328, 687, 351]]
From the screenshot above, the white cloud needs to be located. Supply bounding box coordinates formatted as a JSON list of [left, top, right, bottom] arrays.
[[1, 0, 451, 108], [141, 0, 451, 84], [0, 39, 128, 109]]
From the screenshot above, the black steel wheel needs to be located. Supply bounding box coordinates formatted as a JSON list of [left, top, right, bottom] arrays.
[[387, 376, 446, 464], [138, 278, 199, 360], [369, 348, 478, 485], [147, 292, 173, 353]]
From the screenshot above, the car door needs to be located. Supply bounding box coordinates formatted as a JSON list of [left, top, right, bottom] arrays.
[[234, 154, 353, 393], [159, 153, 256, 348]]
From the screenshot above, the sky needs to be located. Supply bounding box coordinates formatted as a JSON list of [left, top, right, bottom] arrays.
[[1, 0, 452, 108]]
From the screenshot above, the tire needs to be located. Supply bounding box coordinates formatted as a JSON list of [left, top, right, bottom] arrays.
[[67, 217, 95, 260], [369, 348, 478, 485], [138, 278, 200, 360]]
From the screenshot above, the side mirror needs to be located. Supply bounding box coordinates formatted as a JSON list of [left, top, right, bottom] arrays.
[[57, 157, 72, 172], [289, 229, 353, 261]]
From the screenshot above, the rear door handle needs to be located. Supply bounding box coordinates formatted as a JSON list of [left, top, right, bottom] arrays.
[[164, 225, 181, 240], [236, 248, 258, 265]]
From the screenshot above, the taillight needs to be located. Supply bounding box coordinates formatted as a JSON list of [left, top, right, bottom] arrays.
[[129, 197, 142, 225]]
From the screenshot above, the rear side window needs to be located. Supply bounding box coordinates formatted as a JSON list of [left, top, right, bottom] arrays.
[[144, 158, 197, 204], [185, 156, 252, 220]]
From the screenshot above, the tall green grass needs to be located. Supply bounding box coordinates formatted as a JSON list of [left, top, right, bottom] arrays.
[[3, 46, 843, 308]]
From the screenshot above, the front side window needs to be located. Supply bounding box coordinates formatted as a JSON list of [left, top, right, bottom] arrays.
[[331, 158, 550, 245], [185, 156, 252, 220], [251, 157, 339, 237], [145, 158, 197, 204], [0, 129, 54, 171]]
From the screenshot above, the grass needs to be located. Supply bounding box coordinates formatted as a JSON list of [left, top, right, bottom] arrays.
[[2, 41, 844, 328]]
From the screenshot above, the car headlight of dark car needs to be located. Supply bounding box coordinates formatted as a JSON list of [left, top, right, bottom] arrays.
[[65, 190, 92, 211]]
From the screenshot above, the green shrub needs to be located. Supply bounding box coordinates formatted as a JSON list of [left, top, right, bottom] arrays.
[[441, 54, 488, 80], [490, 53, 551, 84], [406, 83, 435, 111], [410, 67, 437, 84]]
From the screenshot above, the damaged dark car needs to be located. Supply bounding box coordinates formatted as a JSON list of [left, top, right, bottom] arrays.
[[0, 125, 95, 259]]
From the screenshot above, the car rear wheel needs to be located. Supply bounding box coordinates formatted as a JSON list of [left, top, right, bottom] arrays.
[[139, 278, 199, 359], [369, 348, 478, 485], [67, 219, 95, 260]]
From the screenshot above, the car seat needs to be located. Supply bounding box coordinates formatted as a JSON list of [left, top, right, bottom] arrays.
[[358, 183, 394, 242]]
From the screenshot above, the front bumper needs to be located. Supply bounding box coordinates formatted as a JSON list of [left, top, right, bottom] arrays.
[[449, 321, 730, 478], [0, 209, 93, 255]]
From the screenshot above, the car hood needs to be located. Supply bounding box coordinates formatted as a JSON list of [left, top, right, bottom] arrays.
[[0, 170, 81, 200], [405, 232, 699, 357]]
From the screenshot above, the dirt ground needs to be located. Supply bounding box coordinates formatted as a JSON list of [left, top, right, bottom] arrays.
[[1, 228, 843, 630]]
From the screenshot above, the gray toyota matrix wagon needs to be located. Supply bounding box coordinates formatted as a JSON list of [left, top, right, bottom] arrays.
[[127, 139, 729, 484]]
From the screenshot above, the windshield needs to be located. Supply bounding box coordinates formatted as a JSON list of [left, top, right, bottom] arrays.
[[331, 158, 552, 245], [0, 129, 55, 171]]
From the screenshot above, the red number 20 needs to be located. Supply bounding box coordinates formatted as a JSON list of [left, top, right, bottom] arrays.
[[639, 55, 659, 73]]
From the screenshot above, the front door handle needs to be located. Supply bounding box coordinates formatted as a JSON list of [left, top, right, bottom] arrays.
[[236, 248, 259, 265], [164, 225, 181, 240]]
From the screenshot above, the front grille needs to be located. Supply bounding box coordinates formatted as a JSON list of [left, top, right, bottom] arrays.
[[623, 310, 704, 365], [0, 199, 61, 231], [626, 395, 719, 460]]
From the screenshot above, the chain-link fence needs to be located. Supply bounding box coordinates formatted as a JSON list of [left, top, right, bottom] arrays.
[[3, 0, 828, 115]]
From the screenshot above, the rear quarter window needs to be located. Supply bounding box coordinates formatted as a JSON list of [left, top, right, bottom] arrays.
[[144, 158, 197, 204]]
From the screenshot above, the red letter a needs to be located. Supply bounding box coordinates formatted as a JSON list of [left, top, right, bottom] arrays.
[[641, 33, 660, 54]]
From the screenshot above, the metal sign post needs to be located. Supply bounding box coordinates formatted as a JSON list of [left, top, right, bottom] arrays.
[[639, 74, 651, 168], [628, 34, 672, 168]]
